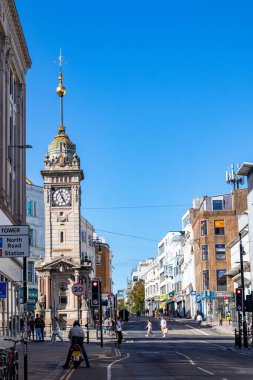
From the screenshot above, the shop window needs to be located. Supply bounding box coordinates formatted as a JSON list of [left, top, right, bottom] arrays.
[[214, 220, 224, 235], [217, 270, 227, 291]]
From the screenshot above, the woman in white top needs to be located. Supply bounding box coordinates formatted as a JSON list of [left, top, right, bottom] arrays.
[[145, 319, 154, 337], [160, 316, 167, 337]]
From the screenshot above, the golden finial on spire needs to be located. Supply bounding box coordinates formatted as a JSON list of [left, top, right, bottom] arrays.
[[56, 49, 66, 131], [56, 49, 66, 97]]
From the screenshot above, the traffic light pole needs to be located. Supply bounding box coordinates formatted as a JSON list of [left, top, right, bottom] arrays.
[[99, 279, 103, 347], [239, 233, 248, 348]]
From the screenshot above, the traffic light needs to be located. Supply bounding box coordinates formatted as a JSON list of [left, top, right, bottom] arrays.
[[235, 288, 243, 311], [91, 279, 100, 307]]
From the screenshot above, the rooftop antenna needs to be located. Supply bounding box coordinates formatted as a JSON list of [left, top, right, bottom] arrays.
[[226, 163, 244, 190]]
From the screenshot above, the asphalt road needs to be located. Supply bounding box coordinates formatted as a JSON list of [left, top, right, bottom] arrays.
[[57, 317, 253, 380]]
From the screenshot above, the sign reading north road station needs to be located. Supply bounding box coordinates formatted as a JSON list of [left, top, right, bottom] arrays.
[[0, 226, 29, 257]]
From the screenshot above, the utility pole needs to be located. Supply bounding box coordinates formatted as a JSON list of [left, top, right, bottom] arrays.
[[239, 233, 248, 348]]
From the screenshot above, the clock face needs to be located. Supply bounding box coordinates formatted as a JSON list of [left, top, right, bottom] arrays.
[[52, 188, 71, 207]]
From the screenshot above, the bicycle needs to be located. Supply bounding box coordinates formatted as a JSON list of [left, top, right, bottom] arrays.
[[4, 338, 22, 380], [0, 346, 8, 380]]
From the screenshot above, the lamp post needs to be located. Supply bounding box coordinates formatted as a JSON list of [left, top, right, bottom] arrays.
[[239, 233, 248, 348]]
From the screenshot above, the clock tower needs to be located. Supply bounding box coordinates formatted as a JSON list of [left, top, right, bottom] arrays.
[[36, 52, 86, 326]]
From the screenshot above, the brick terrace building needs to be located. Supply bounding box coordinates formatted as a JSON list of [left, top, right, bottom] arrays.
[[192, 189, 247, 319]]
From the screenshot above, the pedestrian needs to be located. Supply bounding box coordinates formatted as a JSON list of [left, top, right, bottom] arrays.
[[154, 309, 158, 319], [29, 316, 35, 341], [196, 313, 202, 327], [40, 315, 45, 341], [115, 317, 123, 347], [145, 319, 154, 337], [160, 316, 167, 338], [62, 320, 90, 369], [136, 311, 140, 323], [218, 313, 223, 326], [103, 317, 110, 335], [51, 317, 64, 343], [35, 314, 43, 341], [226, 312, 231, 325], [109, 318, 116, 336]]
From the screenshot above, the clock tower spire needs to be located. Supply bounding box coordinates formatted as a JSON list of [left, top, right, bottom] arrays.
[[37, 51, 85, 326]]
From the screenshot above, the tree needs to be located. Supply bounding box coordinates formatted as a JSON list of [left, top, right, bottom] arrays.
[[128, 279, 145, 314], [117, 299, 125, 313]]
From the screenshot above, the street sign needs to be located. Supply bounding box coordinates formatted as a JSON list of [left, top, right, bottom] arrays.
[[0, 225, 29, 257], [72, 283, 84, 296], [0, 282, 7, 298]]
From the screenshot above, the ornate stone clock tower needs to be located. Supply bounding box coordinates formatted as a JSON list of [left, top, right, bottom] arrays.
[[36, 53, 85, 327]]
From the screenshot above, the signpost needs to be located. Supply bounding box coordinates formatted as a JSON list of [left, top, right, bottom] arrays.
[[0, 226, 29, 257], [0, 282, 7, 298], [0, 225, 29, 380], [72, 283, 84, 296]]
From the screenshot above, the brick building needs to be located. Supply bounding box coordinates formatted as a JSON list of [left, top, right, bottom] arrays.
[[192, 189, 247, 319]]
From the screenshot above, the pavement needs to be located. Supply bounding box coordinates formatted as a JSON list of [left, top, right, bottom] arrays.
[[0, 335, 115, 380]]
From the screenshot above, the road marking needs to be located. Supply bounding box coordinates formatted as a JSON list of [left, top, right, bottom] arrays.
[[107, 353, 130, 380], [186, 324, 210, 335], [176, 351, 195, 365], [59, 368, 75, 380], [197, 367, 214, 375]]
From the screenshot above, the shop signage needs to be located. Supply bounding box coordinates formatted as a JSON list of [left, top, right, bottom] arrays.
[[215, 291, 233, 298], [160, 294, 168, 300], [153, 296, 160, 301], [0, 226, 29, 257], [190, 291, 196, 296]]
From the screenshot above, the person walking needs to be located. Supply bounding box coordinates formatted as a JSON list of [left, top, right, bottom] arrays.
[[51, 317, 64, 343], [145, 319, 154, 337], [115, 317, 123, 347], [160, 316, 167, 337], [40, 315, 45, 342], [196, 313, 203, 327], [29, 316, 35, 341]]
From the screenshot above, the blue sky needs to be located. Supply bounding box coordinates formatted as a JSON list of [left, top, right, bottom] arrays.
[[16, 0, 253, 291]]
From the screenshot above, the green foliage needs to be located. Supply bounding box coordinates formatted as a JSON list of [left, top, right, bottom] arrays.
[[127, 279, 145, 314], [117, 299, 125, 312]]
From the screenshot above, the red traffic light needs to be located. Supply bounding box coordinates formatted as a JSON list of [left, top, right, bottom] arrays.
[[92, 281, 98, 287], [236, 289, 241, 294]]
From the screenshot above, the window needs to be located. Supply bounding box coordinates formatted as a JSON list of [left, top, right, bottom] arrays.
[[96, 254, 101, 265], [26, 200, 36, 217], [217, 270, 227, 291], [81, 230, 86, 242], [159, 243, 164, 255], [59, 296, 67, 304], [215, 244, 226, 260], [202, 245, 208, 260], [214, 220, 224, 235], [29, 229, 36, 247], [200, 220, 207, 236], [213, 200, 223, 210], [203, 270, 209, 290], [88, 235, 93, 247], [60, 231, 64, 243], [28, 261, 34, 283]]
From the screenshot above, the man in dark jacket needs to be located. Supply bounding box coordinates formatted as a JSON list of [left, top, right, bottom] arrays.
[[62, 321, 90, 369]]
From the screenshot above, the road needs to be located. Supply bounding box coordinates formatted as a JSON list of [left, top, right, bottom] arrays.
[[58, 317, 253, 380]]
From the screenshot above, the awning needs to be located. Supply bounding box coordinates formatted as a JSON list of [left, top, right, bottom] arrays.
[[226, 262, 250, 277]]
